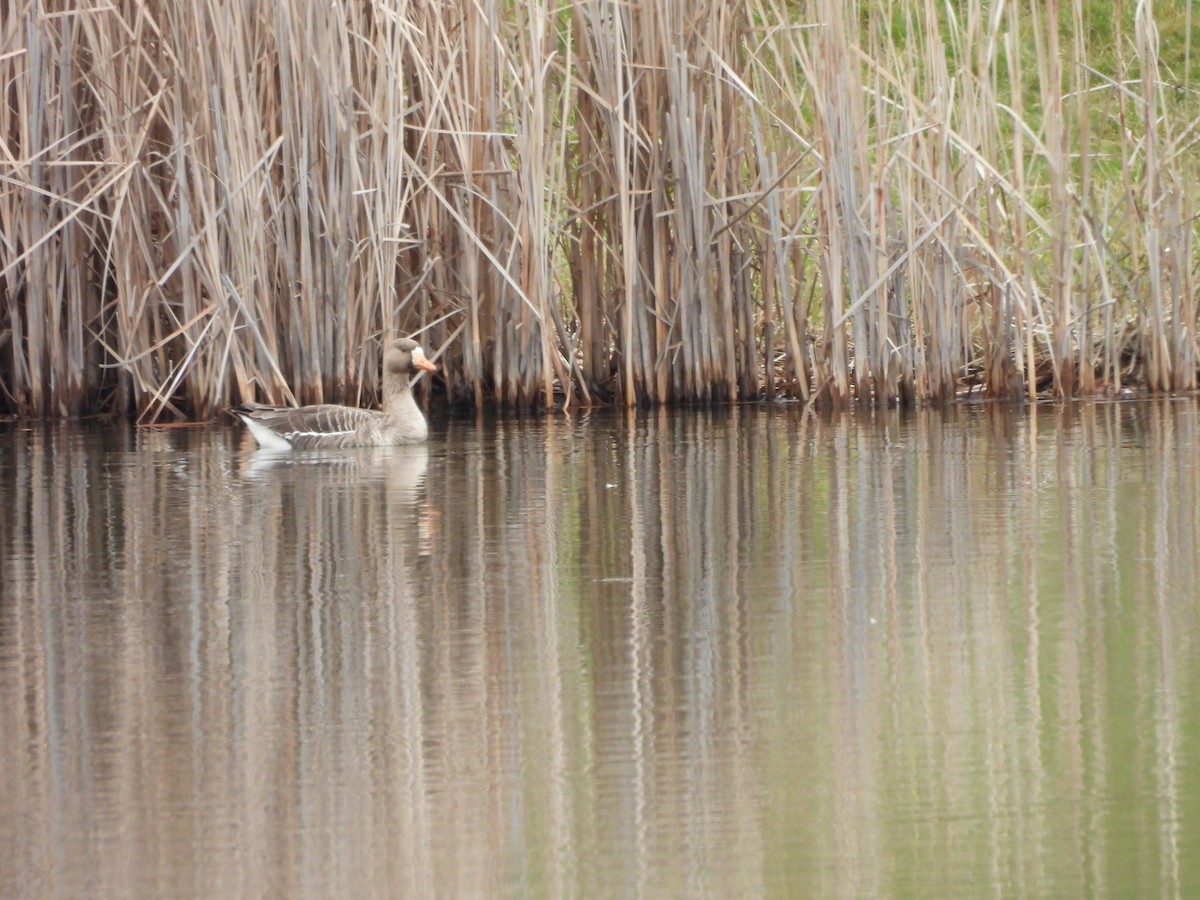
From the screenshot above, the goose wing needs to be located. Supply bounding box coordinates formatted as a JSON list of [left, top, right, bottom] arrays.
[[233, 403, 383, 449]]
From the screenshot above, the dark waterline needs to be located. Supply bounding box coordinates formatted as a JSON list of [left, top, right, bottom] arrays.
[[2, 402, 1199, 897]]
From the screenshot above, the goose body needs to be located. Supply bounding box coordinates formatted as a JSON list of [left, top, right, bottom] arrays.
[[233, 339, 436, 450]]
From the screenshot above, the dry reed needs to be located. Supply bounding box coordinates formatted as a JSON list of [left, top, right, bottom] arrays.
[[2, 0, 1199, 418]]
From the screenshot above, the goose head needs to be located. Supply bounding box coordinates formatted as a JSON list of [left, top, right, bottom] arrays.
[[385, 338, 437, 378]]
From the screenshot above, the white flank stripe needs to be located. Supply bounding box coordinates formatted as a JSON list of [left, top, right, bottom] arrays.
[[284, 428, 355, 440]]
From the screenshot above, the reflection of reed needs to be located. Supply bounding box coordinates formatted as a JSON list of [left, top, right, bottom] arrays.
[[2, 403, 1200, 896], [0, 425, 434, 897]]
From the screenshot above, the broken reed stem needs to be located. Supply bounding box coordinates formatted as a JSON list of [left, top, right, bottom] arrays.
[[1, 0, 1199, 419]]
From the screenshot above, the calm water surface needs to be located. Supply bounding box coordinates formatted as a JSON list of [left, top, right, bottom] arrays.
[[2, 402, 1200, 898]]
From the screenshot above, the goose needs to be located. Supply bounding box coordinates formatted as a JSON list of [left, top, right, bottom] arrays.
[[232, 338, 437, 449]]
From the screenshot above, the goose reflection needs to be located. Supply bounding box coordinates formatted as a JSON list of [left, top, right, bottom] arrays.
[[240, 443, 433, 553], [241, 443, 429, 496]]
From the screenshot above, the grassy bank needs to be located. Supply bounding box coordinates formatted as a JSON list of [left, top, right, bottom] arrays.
[[2, 0, 1198, 418]]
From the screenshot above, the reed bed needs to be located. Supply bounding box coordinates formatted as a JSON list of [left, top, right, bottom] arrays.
[[1, 0, 1198, 418]]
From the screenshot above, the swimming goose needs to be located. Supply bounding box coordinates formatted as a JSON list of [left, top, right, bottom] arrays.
[[232, 338, 437, 449]]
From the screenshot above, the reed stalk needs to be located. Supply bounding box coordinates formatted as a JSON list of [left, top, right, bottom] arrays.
[[2, 0, 1199, 418]]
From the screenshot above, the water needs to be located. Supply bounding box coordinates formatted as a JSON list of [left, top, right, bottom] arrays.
[[2, 401, 1200, 898]]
